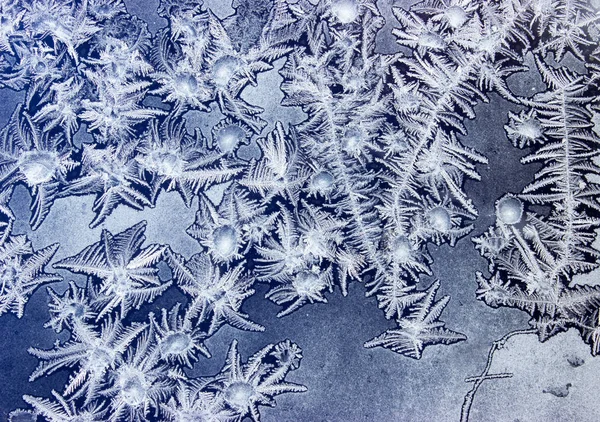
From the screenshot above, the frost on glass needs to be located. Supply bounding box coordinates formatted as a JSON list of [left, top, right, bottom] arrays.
[[0, 0, 598, 421], [473, 58, 600, 353]]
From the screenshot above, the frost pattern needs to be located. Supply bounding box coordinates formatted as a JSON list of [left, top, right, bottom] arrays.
[[364, 280, 466, 359], [0, 233, 60, 318], [0, 189, 61, 318], [0, 0, 598, 420], [54, 221, 170, 319], [474, 57, 600, 355]]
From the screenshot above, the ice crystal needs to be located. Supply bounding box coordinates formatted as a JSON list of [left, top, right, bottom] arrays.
[[365, 280, 466, 358], [473, 57, 600, 355], [137, 116, 242, 206], [100, 329, 174, 422], [241, 123, 309, 206], [22, 390, 107, 422], [63, 143, 152, 227], [166, 250, 263, 335], [149, 303, 211, 367], [0, 105, 76, 229], [54, 221, 170, 319], [45, 280, 96, 333], [158, 339, 305, 422], [21, 0, 99, 63], [186, 188, 265, 263], [210, 339, 307, 422], [151, 1, 298, 128], [211, 117, 252, 155], [28, 316, 148, 403], [0, 234, 60, 318], [160, 380, 237, 422], [1, 0, 599, 419], [79, 73, 165, 142]]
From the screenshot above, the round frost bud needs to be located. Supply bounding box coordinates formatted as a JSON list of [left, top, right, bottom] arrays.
[[212, 55, 242, 87], [343, 126, 363, 154], [496, 195, 523, 225], [214, 124, 246, 153], [391, 236, 413, 263], [427, 207, 451, 232], [293, 271, 322, 296], [8, 410, 37, 422], [225, 381, 255, 410], [19, 151, 58, 185], [445, 6, 468, 28], [120, 373, 146, 406], [418, 31, 446, 50], [161, 332, 192, 356], [174, 73, 198, 95], [212, 225, 238, 257], [513, 118, 543, 145], [148, 151, 184, 177], [311, 171, 334, 192], [331, 0, 359, 24], [88, 346, 113, 375]]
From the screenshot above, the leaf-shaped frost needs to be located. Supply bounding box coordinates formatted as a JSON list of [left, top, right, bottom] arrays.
[[209, 339, 307, 422], [165, 249, 263, 335], [55, 221, 170, 319], [0, 235, 61, 318], [473, 57, 600, 355], [365, 281, 466, 359]]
